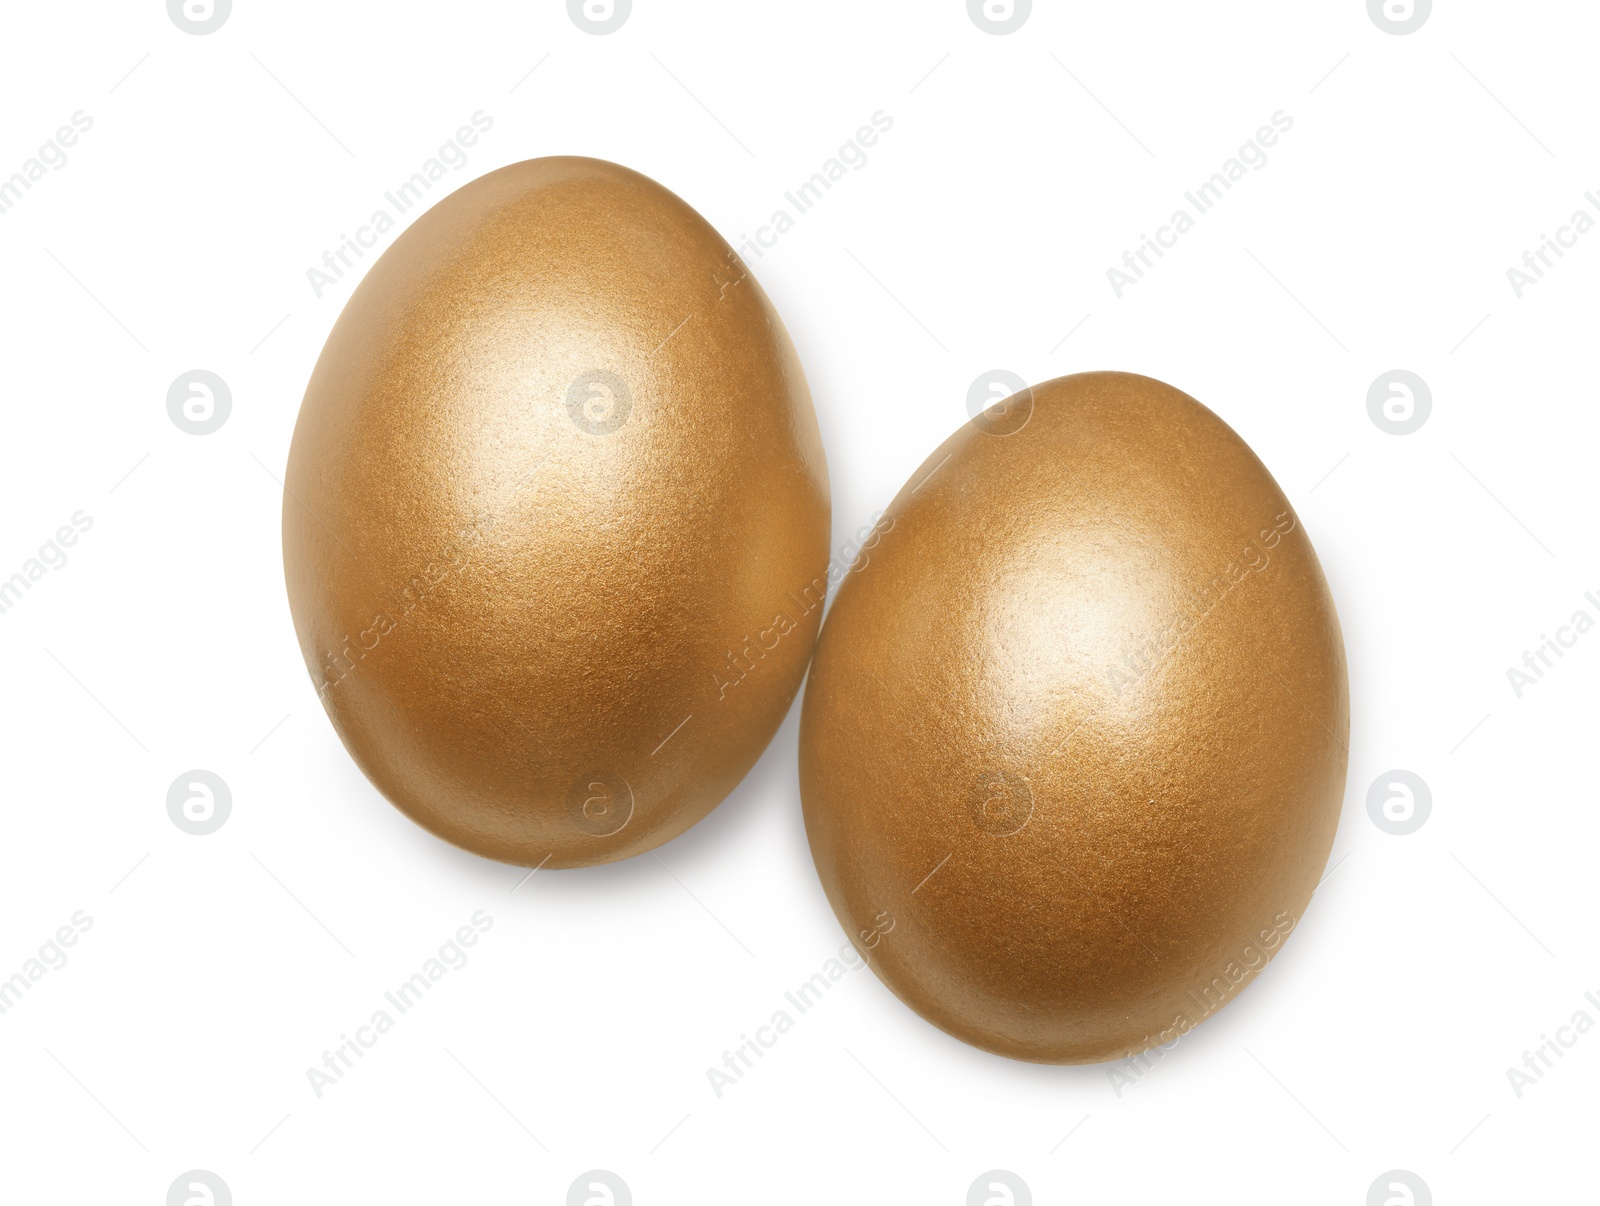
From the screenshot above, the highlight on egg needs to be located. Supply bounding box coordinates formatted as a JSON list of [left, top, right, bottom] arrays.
[[282, 157, 830, 868], [799, 371, 1348, 1064]]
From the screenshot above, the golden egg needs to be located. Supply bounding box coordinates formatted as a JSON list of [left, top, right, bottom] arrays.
[[283, 157, 830, 868], [799, 372, 1347, 1063]]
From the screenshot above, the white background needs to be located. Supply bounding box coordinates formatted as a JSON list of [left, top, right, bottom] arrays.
[[1, 1, 1594, 1202]]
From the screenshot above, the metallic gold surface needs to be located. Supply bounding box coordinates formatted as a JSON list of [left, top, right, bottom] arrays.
[[283, 157, 830, 868], [799, 372, 1348, 1064]]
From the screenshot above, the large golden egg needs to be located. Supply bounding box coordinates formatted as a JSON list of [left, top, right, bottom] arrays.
[[283, 157, 829, 868], [799, 372, 1347, 1063]]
